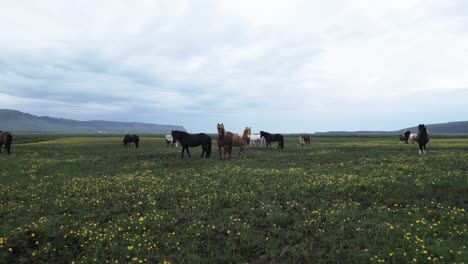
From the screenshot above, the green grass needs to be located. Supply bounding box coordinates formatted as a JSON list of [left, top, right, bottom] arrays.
[[0, 135, 467, 263]]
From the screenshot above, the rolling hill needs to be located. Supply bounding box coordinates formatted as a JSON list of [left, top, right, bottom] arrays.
[[0, 109, 185, 134], [315, 121, 468, 135]]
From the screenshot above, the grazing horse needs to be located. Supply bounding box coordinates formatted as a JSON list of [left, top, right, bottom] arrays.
[[399, 130, 411, 144], [260, 131, 284, 149], [165, 135, 179, 147], [123, 134, 139, 148], [232, 127, 251, 157], [217, 123, 233, 159], [0, 131, 13, 155], [248, 133, 265, 148], [416, 124, 429, 155], [299, 134, 311, 146], [171, 130, 212, 158], [409, 133, 417, 144]]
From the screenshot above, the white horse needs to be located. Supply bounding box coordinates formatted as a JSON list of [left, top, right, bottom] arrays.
[[248, 133, 265, 147], [165, 134, 179, 147], [409, 133, 417, 144]]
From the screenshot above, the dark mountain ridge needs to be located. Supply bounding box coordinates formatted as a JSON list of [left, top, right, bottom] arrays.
[[0, 109, 185, 134]]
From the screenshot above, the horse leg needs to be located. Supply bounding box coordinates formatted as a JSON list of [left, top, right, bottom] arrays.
[[423, 144, 427, 154], [201, 146, 206, 158], [418, 144, 422, 155], [218, 145, 222, 159], [181, 147, 185, 158], [237, 146, 243, 157], [186, 147, 191, 158]]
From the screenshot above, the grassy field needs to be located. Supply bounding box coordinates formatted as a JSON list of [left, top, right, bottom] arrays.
[[0, 135, 467, 263]]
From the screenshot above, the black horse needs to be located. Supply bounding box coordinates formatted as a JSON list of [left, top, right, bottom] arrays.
[[0, 131, 13, 155], [416, 124, 429, 154], [171, 130, 212, 158], [260, 131, 284, 149], [123, 134, 140, 148]]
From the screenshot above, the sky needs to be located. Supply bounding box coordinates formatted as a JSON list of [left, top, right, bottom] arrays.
[[1, 0, 467, 133]]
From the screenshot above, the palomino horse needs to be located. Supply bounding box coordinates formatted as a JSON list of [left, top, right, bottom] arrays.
[[171, 130, 212, 158], [299, 134, 311, 146], [217, 123, 233, 159], [248, 133, 265, 148], [123, 134, 139, 148], [399, 130, 411, 144], [0, 131, 13, 155], [232, 127, 251, 157], [416, 124, 429, 155], [260, 131, 284, 149], [165, 135, 179, 147]]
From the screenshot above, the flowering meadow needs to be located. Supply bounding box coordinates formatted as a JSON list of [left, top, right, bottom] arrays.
[[0, 135, 467, 263]]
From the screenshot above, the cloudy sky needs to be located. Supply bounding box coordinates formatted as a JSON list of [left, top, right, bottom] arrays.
[[1, 0, 467, 133]]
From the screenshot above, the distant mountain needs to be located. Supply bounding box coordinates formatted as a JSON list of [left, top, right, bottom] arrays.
[[316, 121, 468, 135], [398, 121, 468, 135], [0, 109, 186, 134]]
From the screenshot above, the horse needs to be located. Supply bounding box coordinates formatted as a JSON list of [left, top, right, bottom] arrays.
[[232, 127, 250, 157], [0, 131, 13, 155], [399, 130, 411, 144], [260, 131, 284, 149], [165, 134, 179, 147], [409, 133, 417, 144], [123, 134, 139, 148], [171, 130, 212, 158], [217, 123, 233, 159], [299, 134, 311, 146], [416, 124, 429, 155], [248, 133, 265, 148]]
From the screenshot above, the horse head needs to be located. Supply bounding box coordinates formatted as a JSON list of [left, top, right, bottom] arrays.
[[243, 127, 251, 140], [217, 123, 225, 137], [418, 124, 427, 134], [404, 130, 411, 138]]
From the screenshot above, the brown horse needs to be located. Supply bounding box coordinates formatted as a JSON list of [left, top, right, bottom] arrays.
[[299, 134, 311, 146], [217, 123, 233, 159], [232, 127, 250, 157], [0, 131, 13, 155]]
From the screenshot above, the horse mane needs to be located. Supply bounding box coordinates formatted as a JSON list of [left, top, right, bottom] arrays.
[[242, 127, 251, 141]]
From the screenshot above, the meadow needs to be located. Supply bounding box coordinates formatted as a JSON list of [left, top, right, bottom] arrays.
[[0, 135, 467, 263]]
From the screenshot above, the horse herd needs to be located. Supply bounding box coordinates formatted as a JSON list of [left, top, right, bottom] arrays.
[[0, 124, 430, 157], [398, 124, 430, 154]]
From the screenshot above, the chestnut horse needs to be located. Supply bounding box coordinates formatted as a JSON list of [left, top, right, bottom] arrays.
[[0, 131, 13, 155], [217, 123, 233, 159], [232, 127, 250, 157]]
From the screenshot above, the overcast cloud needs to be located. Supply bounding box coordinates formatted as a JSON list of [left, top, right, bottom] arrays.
[[1, 0, 467, 132]]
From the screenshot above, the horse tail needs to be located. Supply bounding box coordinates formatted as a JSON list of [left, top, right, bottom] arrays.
[[206, 139, 212, 158], [6, 133, 13, 154], [280, 136, 284, 149]]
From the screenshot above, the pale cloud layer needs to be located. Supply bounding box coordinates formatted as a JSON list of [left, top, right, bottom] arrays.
[[1, 0, 467, 132]]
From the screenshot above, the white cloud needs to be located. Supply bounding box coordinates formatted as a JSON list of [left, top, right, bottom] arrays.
[[0, 0, 467, 132]]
